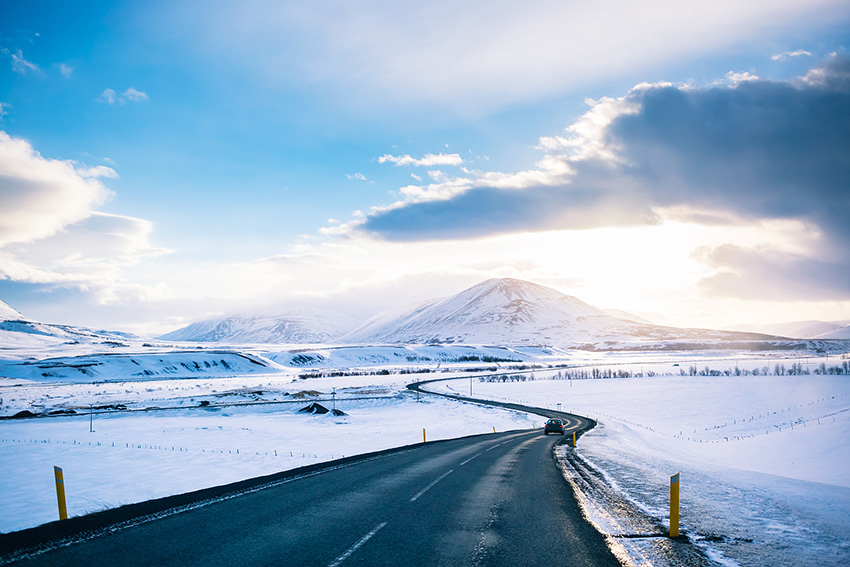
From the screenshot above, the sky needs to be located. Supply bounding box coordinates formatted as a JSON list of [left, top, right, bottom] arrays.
[[1, 0, 849, 337]]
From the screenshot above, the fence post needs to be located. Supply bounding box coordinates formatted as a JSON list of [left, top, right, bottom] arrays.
[[670, 473, 680, 537], [54, 466, 68, 521]]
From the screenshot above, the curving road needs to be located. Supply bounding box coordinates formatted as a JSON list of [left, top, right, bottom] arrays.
[[1, 381, 621, 567]]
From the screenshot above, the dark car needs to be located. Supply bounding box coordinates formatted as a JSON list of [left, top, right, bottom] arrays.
[[543, 418, 565, 435]]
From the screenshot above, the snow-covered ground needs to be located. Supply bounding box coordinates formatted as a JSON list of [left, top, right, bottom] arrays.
[[432, 367, 850, 566], [2, 345, 849, 567]]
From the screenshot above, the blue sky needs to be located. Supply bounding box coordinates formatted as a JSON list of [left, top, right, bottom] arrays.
[[1, 0, 849, 335]]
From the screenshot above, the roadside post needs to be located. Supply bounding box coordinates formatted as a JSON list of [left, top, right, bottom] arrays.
[[670, 473, 680, 537], [572, 432, 576, 447], [423, 428, 426, 443], [54, 466, 68, 521]]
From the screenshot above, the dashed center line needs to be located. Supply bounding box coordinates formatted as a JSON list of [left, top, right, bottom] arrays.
[[410, 470, 454, 502], [327, 521, 387, 567], [460, 452, 483, 466]]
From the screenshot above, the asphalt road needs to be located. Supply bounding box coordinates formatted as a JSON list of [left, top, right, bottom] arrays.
[[2, 384, 622, 567]]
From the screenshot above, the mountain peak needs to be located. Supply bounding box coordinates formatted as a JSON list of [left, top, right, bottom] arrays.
[[0, 299, 26, 321], [343, 277, 624, 345]]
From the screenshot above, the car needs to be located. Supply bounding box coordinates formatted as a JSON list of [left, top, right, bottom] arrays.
[[543, 418, 565, 435]]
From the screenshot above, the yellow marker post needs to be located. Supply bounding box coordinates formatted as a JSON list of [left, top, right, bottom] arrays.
[[572, 432, 576, 447], [54, 466, 68, 521], [670, 472, 680, 537], [493, 427, 496, 433], [423, 428, 426, 443]]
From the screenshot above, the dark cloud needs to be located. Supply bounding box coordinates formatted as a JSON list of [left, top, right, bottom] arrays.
[[359, 56, 850, 299], [696, 244, 850, 301], [363, 181, 658, 241]]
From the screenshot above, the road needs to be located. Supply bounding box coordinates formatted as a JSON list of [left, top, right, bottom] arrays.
[[1, 383, 622, 567]]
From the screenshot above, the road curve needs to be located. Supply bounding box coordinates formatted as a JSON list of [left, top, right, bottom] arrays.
[[1, 380, 621, 567]]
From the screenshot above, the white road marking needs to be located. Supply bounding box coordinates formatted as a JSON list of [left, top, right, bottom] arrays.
[[410, 469, 454, 502], [327, 521, 388, 567], [460, 452, 483, 466]]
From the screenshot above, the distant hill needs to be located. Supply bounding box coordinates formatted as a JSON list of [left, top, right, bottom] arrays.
[[813, 324, 850, 340], [0, 299, 138, 345], [158, 309, 359, 344], [729, 320, 849, 339]]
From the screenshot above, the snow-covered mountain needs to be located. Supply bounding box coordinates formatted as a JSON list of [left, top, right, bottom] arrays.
[[729, 320, 850, 339], [0, 299, 25, 321], [0, 299, 138, 348], [341, 278, 790, 348], [342, 278, 642, 346], [158, 309, 358, 344], [813, 324, 850, 339]]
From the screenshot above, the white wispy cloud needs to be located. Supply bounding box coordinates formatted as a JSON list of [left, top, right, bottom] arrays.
[[59, 63, 73, 78], [0, 102, 9, 121], [78, 165, 119, 179], [97, 88, 117, 105], [772, 50, 813, 61], [346, 172, 368, 181], [10, 50, 39, 74], [378, 153, 463, 167], [97, 87, 150, 105], [121, 87, 149, 103]]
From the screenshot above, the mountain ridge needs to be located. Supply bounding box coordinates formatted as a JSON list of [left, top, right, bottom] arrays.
[[158, 309, 358, 344]]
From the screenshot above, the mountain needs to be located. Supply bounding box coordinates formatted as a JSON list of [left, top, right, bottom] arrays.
[[602, 308, 654, 324], [813, 324, 850, 340], [0, 299, 138, 346], [342, 278, 644, 346], [0, 299, 25, 321], [158, 309, 358, 344], [341, 278, 793, 349], [729, 320, 848, 339]]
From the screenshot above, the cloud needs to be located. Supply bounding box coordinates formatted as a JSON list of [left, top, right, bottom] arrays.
[[696, 244, 850, 301], [378, 153, 463, 167], [346, 172, 368, 181], [97, 88, 117, 105], [121, 87, 149, 103], [0, 102, 8, 121], [97, 87, 150, 105], [9, 50, 39, 74], [78, 165, 119, 179], [165, 0, 850, 111], [0, 133, 170, 306], [351, 57, 850, 299], [772, 50, 814, 61], [59, 63, 73, 78], [0, 131, 112, 246]]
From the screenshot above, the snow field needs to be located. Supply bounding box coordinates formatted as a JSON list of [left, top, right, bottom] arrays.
[[445, 372, 850, 486]]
